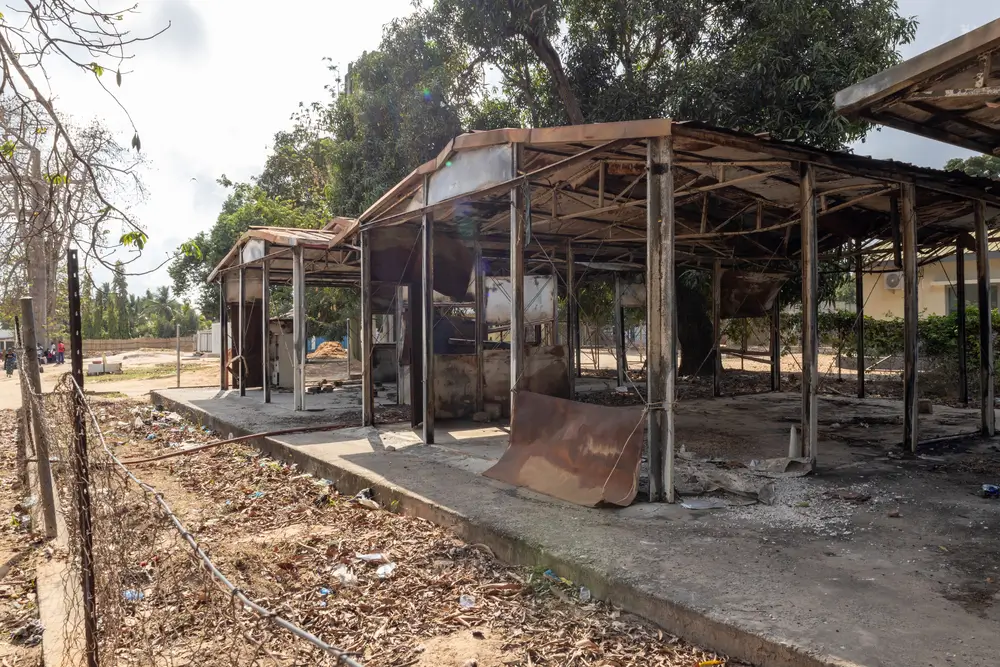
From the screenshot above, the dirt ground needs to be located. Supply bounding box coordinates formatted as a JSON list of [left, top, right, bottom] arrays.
[[74, 399, 730, 667]]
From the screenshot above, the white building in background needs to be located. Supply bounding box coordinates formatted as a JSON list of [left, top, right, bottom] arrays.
[[0, 329, 14, 351]]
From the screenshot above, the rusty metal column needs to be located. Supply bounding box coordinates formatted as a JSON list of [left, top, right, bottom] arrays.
[[855, 239, 865, 399], [510, 144, 524, 422], [219, 279, 228, 390], [770, 296, 781, 391], [712, 259, 722, 397], [238, 267, 246, 397], [660, 135, 677, 503], [551, 265, 559, 345], [566, 242, 576, 399], [900, 182, 919, 452], [614, 273, 626, 386], [421, 177, 436, 444], [361, 229, 374, 426], [292, 245, 306, 411], [474, 233, 485, 413], [974, 200, 995, 436], [262, 246, 271, 403], [800, 163, 819, 461], [956, 237, 968, 405], [645, 138, 664, 501]]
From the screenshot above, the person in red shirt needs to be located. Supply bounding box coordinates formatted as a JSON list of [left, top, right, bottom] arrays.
[[56, 340, 65, 365]]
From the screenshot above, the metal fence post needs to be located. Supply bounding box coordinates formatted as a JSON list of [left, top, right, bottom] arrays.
[[67, 249, 99, 667], [176, 323, 181, 388], [18, 297, 57, 538]]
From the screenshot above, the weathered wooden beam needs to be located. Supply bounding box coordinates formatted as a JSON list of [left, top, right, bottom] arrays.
[[900, 182, 919, 452], [800, 163, 819, 461], [361, 229, 374, 427], [956, 238, 968, 405], [646, 138, 665, 502], [975, 200, 995, 436], [855, 239, 865, 399]]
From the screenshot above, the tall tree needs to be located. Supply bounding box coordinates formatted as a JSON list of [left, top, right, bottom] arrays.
[[0, 2, 165, 339], [431, 0, 915, 373]]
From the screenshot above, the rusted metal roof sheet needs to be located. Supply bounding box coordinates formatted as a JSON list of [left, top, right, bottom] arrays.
[[835, 18, 1000, 155], [206, 225, 359, 285], [351, 118, 1000, 273]]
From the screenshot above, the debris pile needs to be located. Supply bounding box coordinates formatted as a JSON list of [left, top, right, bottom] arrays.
[[308, 341, 348, 360]]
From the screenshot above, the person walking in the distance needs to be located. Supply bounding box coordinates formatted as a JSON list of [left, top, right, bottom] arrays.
[[57, 340, 65, 365]]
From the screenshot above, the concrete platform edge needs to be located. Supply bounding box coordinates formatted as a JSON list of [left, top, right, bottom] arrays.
[[150, 390, 863, 667]]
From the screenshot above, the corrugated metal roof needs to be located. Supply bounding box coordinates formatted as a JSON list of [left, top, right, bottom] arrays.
[[206, 225, 359, 285], [835, 18, 1000, 155]]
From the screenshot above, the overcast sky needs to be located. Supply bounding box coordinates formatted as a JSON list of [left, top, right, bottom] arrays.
[[47, 0, 1000, 298]]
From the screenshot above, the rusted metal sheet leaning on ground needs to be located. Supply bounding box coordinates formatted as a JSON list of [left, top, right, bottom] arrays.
[[484, 391, 646, 507]]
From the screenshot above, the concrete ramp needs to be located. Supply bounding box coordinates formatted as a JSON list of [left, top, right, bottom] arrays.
[[484, 391, 645, 506]]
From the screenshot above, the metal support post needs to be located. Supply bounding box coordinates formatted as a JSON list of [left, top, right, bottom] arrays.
[[238, 268, 246, 397], [219, 280, 228, 390], [975, 200, 995, 436], [19, 298, 57, 538], [800, 163, 819, 461], [614, 273, 626, 386], [900, 182, 919, 451], [566, 242, 576, 398], [770, 297, 781, 391], [421, 198, 436, 444], [292, 246, 306, 411], [956, 238, 968, 405], [474, 233, 485, 412], [262, 251, 271, 403], [175, 323, 181, 388], [646, 138, 664, 501], [361, 229, 374, 426], [661, 136, 677, 503], [712, 259, 723, 397], [855, 239, 865, 399], [510, 145, 525, 422], [67, 249, 98, 667]]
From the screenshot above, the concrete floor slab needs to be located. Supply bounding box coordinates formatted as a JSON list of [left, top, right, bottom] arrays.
[[151, 386, 1000, 667]]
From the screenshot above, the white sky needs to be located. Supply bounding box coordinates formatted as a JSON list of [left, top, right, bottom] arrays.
[[40, 0, 1000, 298]]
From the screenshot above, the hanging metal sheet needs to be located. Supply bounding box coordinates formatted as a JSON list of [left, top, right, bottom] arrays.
[[484, 391, 645, 507]]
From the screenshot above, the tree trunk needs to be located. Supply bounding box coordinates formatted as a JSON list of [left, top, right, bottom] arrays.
[[677, 280, 715, 376], [521, 30, 585, 125]]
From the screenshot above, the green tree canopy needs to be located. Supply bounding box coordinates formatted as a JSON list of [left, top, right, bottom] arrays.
[[945, 154, 1000, 180]]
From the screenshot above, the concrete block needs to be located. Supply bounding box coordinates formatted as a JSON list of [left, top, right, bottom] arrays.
[[918, 399, 933, 415]]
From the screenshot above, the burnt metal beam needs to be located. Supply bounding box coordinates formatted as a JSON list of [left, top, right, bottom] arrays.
[[975, 200, 995, 436], [956, 239, 968, 405], [800, 163, 819, 461], [901, 183, 919, 452]]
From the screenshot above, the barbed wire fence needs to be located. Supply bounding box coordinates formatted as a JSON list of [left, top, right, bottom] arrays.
[[22, 372, 364, 667], [14, 249, 365, 666]]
